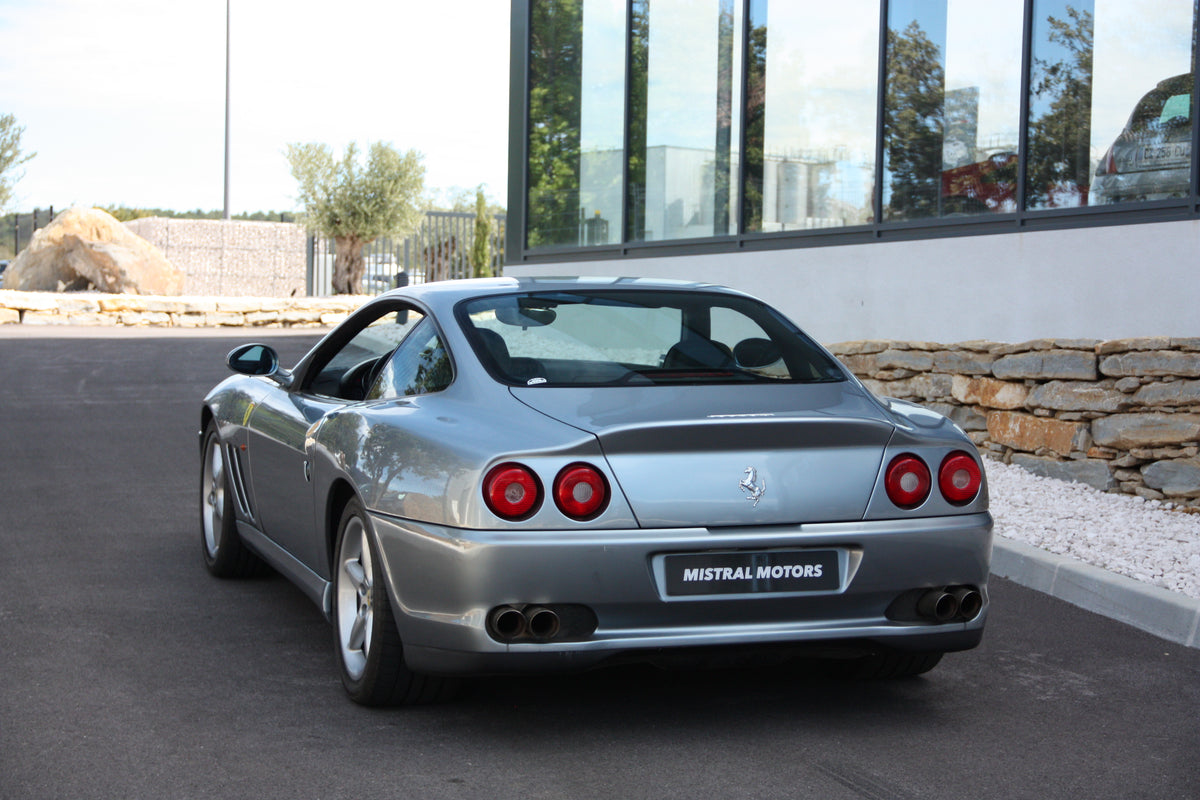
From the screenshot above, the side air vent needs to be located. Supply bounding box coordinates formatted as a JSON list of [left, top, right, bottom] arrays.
[[223, 443, 255, 520]]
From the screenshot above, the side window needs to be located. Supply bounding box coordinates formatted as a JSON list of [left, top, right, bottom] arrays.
[[307, 308, 425, 400], [369, 318, 453, 400]]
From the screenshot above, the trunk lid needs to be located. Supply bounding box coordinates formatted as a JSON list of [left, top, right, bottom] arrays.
[[510, 382, 894, 527]]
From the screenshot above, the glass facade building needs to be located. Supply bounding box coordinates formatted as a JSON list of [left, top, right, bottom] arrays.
[[507, 0, 1199, 262]]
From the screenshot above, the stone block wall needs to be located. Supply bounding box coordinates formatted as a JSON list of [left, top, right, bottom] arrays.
[[0, 290, 361, 328], [124, 218, 307, 298], [829, 338, 1200, 508]]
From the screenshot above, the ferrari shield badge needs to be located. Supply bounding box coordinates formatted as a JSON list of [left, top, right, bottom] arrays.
[[739, 467, 766, 507]]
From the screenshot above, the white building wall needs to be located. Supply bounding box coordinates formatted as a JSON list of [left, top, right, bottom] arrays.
[[506, 219, 1200, 344]]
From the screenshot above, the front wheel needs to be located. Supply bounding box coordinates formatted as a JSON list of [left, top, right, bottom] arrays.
[[200, 421, 265, 578], [332, 498, 458, 706]]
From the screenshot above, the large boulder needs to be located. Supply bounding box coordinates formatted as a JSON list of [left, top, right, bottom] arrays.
[[4, 207, 185, 295]]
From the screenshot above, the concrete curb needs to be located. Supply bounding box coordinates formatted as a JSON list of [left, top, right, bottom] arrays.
[[992, 536, 1200, 649]]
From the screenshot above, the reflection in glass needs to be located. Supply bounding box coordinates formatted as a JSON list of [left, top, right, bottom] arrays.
[[884, 1, 1023, 220], [743, 0, 879, 232], [527, 0, 626, 248], [626, 0, 742, 242], [523, 0, 1200, 252], [1087, 0, 1195, 204], [1026, 1, 1096, 208], [1028, 0, 1194, 209], [579, 0, 628, 243]]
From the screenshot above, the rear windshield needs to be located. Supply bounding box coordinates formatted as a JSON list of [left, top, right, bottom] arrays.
[[457, 290, 846, 387], [1127, 74, 1192, 133]]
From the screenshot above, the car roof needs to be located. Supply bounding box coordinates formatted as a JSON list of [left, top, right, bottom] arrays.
[[375, 276, 750, 313], [379, 276, 736, 300]]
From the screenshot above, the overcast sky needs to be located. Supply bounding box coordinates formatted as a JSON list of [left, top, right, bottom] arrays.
[[0, 0, 511, 214]]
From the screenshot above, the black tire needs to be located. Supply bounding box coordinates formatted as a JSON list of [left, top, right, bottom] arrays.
[[200, 421, 267, 578], [331, 498, 459, 706], [837, 650, 944, 680]]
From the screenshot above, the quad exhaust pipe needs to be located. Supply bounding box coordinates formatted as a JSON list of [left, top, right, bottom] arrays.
[[916, 586, 983, 623]]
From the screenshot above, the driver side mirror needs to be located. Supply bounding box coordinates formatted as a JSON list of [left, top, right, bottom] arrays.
[[226, 343, 292, 387]]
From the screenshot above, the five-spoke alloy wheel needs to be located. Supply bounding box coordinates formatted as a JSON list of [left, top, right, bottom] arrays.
[[200, 421, 264, 578], [332, 498, 457, 706]]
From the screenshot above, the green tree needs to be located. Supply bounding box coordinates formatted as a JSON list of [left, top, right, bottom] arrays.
[[625, 0, 649, 241], [1027, 5, 1094, 208], [742, 20, 768, 232], [527, 0, 583, 248], [470, 186, 492, 278], [101, 205, 296, 222], [1, 113, 35, 211], [287, 141, 425, 294], [884, 21, 945, 220]]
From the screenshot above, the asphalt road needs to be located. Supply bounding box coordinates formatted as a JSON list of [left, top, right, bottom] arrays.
[[2, 330, 1198, 800]]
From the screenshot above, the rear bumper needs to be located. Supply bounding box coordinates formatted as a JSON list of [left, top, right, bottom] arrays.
[[1091, 169, 1189, 203], [369, 511, 993, 675]]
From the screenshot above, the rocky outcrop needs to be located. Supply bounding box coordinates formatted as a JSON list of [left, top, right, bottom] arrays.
[[4, 207, 185, 295], [830, 338, 1200, 508]]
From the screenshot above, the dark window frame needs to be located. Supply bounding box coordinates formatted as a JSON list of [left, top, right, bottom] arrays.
[[506, 0, 1200, 265]]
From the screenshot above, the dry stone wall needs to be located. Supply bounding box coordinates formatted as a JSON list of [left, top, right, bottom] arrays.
[[829, 338, 1200, 508], [0, 290, 361, 328]]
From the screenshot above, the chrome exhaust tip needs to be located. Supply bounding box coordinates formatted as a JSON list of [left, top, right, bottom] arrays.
[[951, 587, 983, 620], [489, 605, 528, 641], [525, 606, 561, 640], [917, 589, 960, 622]]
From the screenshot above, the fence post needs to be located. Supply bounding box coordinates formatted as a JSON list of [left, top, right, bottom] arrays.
[[305, 234, 315, 296]]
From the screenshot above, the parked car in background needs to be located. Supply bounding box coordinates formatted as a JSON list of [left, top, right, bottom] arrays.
[[0, 259, 9, 288], [200, 277, 992, 705], [1092, 73, 1193, 204], [940, 152, 1019, 214]]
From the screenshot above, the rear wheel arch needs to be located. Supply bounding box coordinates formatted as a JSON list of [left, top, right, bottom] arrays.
[[324, 479, 358, 573]]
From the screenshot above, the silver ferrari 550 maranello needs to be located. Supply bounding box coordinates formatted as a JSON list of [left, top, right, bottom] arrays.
[[200, 277, 992, 705]]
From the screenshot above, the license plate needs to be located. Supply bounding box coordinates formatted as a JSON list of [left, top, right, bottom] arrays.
[[1138, 142, 1189, 167], [663, 550, 839, 596]]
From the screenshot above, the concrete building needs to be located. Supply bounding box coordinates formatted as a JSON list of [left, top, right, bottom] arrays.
[[504, 0, 1200, 344]]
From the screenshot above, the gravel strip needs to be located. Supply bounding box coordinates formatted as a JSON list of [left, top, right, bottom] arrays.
[[985, 458, 1200, 600]]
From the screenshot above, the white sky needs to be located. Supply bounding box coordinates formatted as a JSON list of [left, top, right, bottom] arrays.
[[0, 0, 511, 214]]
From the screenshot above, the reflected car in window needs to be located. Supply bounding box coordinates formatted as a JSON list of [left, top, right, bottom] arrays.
[[1092, 73, 1193, 205], [940, 152, 1019, 215], [199, 277, 992, 705]]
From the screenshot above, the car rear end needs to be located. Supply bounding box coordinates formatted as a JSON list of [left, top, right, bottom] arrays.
[[1093, 73, 1193, 204], [367, 284, 992, 675]]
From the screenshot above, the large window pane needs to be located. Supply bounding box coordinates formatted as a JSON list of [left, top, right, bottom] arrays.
[[626, 0, 742, 242], [883, 1, 1023, 220], [743, 0, 879, 233], [1028, 0, 1195, 209], [579, 0, 628, 243], [527, 0, 626, 249], [1088, 0, 1195, 204]]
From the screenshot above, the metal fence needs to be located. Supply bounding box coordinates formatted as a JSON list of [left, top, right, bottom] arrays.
[[4, 207, 55, 260], [306, 211, 507, 296]]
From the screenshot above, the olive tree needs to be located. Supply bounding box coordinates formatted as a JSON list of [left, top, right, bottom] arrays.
[[1, 113, 35, 211], [287, 141, 425, 294]]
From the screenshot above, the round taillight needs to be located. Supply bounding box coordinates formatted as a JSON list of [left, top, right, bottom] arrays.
[[885, 454, 931, 509], [939, 451, 982, 504], [483, 463, 541, 520], [554, 463, 609, 520]]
